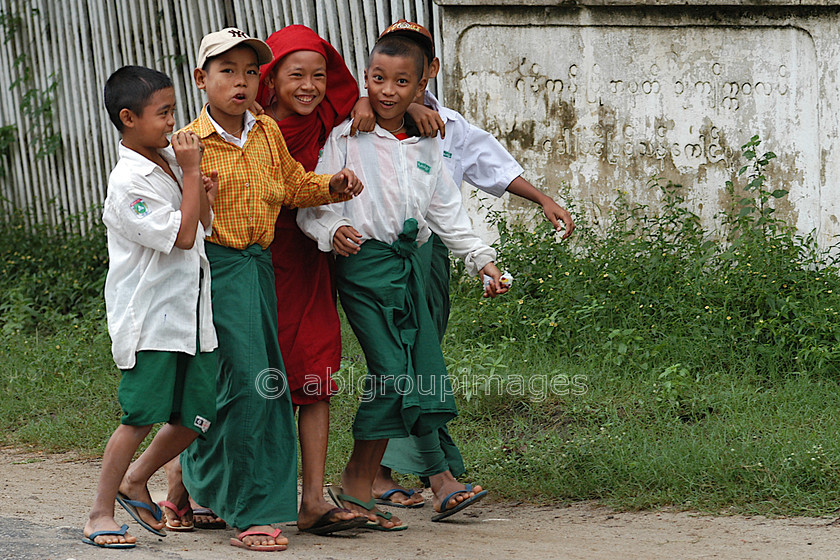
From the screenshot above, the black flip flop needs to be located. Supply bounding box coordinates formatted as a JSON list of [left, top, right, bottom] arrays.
[[298, 507, 368, 535], [192, 507, 226, 529]]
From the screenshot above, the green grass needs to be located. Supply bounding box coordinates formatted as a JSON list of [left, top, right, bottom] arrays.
[[3, 136, 840, 516], [4, 315, 840, 515], [0, 315, 120, 453], [449, 363, 840, 514]]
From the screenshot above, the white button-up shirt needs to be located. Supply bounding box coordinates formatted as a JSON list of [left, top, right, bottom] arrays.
[[297, 120, 496, 277], [102, 143, 217, 369], [425, 90, 524, 197]]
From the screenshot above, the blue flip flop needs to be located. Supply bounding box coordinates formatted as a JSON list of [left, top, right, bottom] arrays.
[[376, 488, 425, 509], [116, 492, 166, 537], [431, 484, 488, 522], [82, 524, 136, 548]]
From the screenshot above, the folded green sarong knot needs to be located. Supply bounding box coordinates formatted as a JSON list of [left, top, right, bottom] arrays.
[[390, 218, 419, 258], [240, 244, 264, 258]]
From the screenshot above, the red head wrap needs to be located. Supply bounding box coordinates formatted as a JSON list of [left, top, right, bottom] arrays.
[[258, 25, 358, 171]]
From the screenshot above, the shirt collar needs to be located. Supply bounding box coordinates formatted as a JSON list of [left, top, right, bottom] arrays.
[[196, 104, 257, 143], [424, 90, 442, 111], [423, 90, 457, 125], [118, 142, 177, 177], [370, 122, 420, 142], [193, 105, 217, 139], [334, 116, 420, 141]]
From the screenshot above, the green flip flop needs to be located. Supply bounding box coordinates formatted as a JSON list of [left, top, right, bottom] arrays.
[[327, 487, 408, 531], [365, 509, 408, 531]]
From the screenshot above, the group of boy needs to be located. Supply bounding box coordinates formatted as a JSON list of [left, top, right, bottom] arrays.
[[83, 19, 573, 553]]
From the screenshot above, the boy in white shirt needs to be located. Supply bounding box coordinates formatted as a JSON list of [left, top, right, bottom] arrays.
[[83, 65, 218, 548], [298, 34, 507, 529], [372, 20, 576, 513]]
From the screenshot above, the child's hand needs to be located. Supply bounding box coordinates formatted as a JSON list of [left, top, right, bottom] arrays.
[[248, 99, 265, 116], [333, 225, 362, 256], [406, 103, 445, 138], [329, 169, 364, 197], [171, 131, 202, 173], [203, 170, 219, 206], [542, 198, 575, 239], [479, 263, 508, 298], [350, 97, 376, 136]]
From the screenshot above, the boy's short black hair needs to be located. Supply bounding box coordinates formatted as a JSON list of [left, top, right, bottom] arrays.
[[368, 35, 425, 82], [104, 66, 173, 132]]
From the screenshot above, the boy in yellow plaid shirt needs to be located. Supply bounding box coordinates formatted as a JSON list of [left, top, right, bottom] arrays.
[[169, 28, 362, 552]]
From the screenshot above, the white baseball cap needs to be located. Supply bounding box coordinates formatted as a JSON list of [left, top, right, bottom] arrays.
[[197, 27, 273, 69]]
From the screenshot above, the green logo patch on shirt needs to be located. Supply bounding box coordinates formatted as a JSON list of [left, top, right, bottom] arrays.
[[416, 161, 431, 173], [130, 198, 149, 218], [443, 150, 452, 159]]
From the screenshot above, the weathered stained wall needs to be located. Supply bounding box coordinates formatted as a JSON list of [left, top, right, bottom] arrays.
[[437, 2, 838, 246]]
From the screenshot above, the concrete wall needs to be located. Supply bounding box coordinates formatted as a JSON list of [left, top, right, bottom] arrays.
[[436, 1, 838, 246]]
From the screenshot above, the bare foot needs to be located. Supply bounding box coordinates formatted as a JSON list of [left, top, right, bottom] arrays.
[[430, 471, 483, 513], [232, 525, 288, 551], [372, 466, 425, 506], [84, 515, 138, 546]]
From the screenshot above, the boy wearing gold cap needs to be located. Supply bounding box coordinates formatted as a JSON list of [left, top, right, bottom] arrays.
[[371, 20, 575, 518], [298, 31, 508, 530]]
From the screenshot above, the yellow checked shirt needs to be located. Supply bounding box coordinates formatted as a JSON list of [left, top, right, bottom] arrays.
[[181, 106, 347, 250]]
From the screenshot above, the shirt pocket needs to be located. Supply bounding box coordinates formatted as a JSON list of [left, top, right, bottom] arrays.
[[410, 159, 436, 193]]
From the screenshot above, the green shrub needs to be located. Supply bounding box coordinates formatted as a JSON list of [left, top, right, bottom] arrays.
[[0, 205, 107, 333], [448, 136, 840, 381]]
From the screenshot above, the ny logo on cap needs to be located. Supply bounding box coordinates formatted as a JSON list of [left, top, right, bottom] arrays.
[[228, 29, 247, 38]]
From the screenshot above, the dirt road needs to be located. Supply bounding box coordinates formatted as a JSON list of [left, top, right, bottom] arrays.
[[2, 447, 840, 559]]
